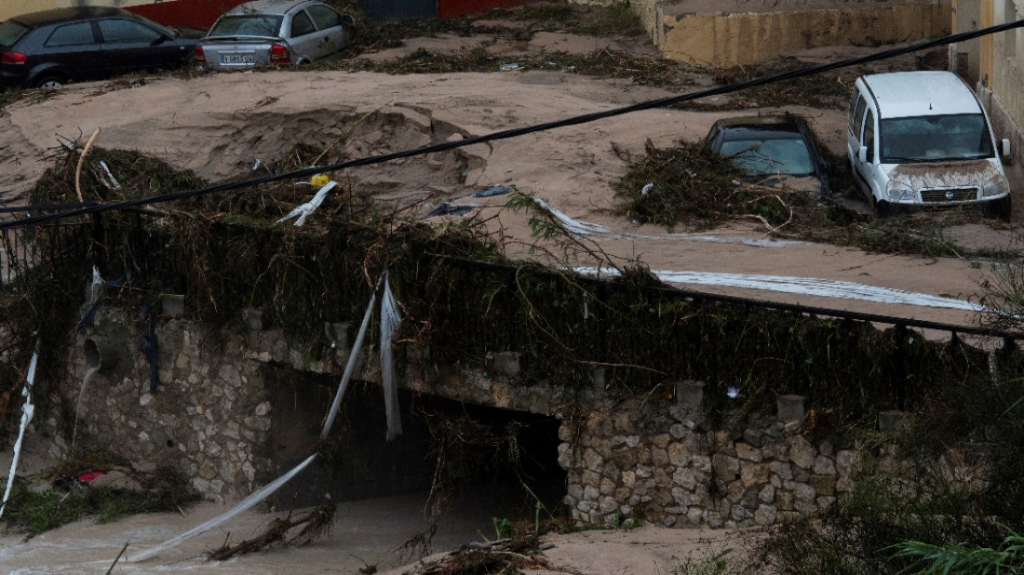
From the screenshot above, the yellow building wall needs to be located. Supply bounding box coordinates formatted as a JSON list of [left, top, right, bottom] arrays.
[[660, 4, 952, 66], [981, 0, 1024, 166]]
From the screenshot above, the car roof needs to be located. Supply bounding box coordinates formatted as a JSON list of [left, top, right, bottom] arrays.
[[12, 6, 136, 27], [714, 116, 807, 141], [226, 0, 318, 17], [862, 71, 981, 118]]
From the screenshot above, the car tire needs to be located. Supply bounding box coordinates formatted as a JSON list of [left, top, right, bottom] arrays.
[[874, 198, 892, 217], [32, 75, 65, 89], [986, 195, 1012, 222]]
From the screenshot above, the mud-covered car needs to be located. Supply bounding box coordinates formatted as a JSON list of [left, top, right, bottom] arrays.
[[194, 0, 352, 69], [0, 7, 201, 89], [847, 71, 1012, 218], [705, 116, 831, 196]]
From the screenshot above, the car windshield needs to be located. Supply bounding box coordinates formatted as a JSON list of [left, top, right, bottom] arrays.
[[0, 20, 29, 47], [880, 114, 994, 162], [208, 15, 283, 38], [719, 137, 815, 176]]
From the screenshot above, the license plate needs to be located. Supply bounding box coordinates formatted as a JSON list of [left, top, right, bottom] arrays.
[[221, 55, 255, 64]]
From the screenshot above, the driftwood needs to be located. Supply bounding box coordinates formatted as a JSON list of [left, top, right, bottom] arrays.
[[404, 537, 577, 575], [75, 128, 101, 202], [207, 502, 336, 561]]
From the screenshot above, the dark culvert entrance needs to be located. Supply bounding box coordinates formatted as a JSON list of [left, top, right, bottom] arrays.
[[267, 366, 567, 523]]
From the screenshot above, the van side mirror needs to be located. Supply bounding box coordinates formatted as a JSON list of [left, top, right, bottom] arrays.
[[1002, 138, 1011, 158], [858, 146, 868, 164], [341, 14, 355, 27]]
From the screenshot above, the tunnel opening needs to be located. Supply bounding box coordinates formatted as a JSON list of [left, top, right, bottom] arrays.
[[267, 366, 567, 523]]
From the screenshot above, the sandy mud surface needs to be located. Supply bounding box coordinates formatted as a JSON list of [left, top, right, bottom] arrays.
[[0, 64, 1018, 329]]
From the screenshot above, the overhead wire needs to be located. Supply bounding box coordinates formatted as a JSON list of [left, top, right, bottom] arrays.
[[2, 18, 1022, 230]]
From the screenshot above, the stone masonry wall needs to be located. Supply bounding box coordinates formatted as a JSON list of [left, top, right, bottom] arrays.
[[55, 307, 983, 524], [55, 307, 275, 503], [558, 383, 862, 528]]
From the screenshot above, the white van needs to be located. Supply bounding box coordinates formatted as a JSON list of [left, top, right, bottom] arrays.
[[847, 71, 1012, 218]]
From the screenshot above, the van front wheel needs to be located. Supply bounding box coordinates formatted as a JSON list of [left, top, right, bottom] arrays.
[[986, 195, 1012, 221], [874, 198, 892, 217]]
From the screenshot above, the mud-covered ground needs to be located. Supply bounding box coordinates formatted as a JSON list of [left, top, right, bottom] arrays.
[[2, 35, 1020, 327], [1, 6, 1022, 573]]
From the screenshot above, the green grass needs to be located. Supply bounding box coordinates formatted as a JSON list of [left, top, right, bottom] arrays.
[[1, 479, 198, 537]]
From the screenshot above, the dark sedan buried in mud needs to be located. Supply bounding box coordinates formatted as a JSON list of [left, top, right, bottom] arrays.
[[0, 6, 201, 89], [705, 115, 831, 196]]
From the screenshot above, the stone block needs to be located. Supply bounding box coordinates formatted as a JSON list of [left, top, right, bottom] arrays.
[[879, 410, 910, 433], [668, 442, 689, 466], [673, 467, 697, 491], [487, 351, 521, 377], [809, 474, 836, 496], [735, 442, 762, 462], [676, 380, 704, 412], [793, 482, 817, 502], [740, 461, 769, 487], [813, 455, 836, 475], [777, 394, 806, 422], [713, 453, 740, 480], [162, 294, 185, 317], [743, 427, 765, 447], [754, 505, 778, 526], [242, 308, 263, 332], [324, 321, 350, 349], [788, 436, 816, 469]]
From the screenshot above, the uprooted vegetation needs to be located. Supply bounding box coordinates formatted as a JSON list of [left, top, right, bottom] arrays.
[[1, 455, 198, 537], [614, 139, 1017, 259], [331, 0, 646, 53]]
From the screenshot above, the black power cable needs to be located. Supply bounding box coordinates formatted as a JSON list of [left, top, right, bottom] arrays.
[[3, 18, 1022, 229]]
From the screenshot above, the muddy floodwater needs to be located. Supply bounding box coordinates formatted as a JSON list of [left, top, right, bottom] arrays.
[[1, 491, 502, 574], [0, 489, 746, 574]]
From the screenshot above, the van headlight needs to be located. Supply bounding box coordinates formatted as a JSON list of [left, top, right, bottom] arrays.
[[983, 174, 1009, 197], [886, 184, 915, 202]]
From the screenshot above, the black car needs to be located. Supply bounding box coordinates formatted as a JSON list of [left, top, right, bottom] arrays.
[[705, 116, 831, 195], [0, 7, 202, 90]]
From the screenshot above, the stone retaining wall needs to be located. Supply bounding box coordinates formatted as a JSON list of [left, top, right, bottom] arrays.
[[558, 383, 864, 528], [55, 306, 979, 525], [55, 307, 275, 503]]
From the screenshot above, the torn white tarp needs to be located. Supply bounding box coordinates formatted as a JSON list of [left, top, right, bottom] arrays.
[[134, 278, 390, 562], [380, 272, 403, 441], [573, 267, 987, 312], [320, 279, 380, 441], [277, 181, 338, 227], [98, 161, 121, 190], [131, 453, 318, 562], [529, 196, 609, 236], [91, 265, 103, 303], [0, 342, 39, 520]]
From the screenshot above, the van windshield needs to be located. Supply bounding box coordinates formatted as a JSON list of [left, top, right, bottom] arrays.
[[880, 114, 994, 162]]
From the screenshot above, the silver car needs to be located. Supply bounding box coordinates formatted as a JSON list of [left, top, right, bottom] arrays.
[[195, 0, 351, 69]]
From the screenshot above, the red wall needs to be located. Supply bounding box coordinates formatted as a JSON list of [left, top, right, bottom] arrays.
[[126, 0, 247, 30], [438, 0, 540, 18]]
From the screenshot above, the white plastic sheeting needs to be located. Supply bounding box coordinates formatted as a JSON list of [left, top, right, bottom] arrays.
[[573, 266, 986, 312], [131, 454, 318, 562], [0, 343, 39, 520], [321, 281, 379, 442], [380, 273, 403, 441], [135, 276, 390, 562], [277, 181, 338, 227], [528, 196, 609, 236]]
